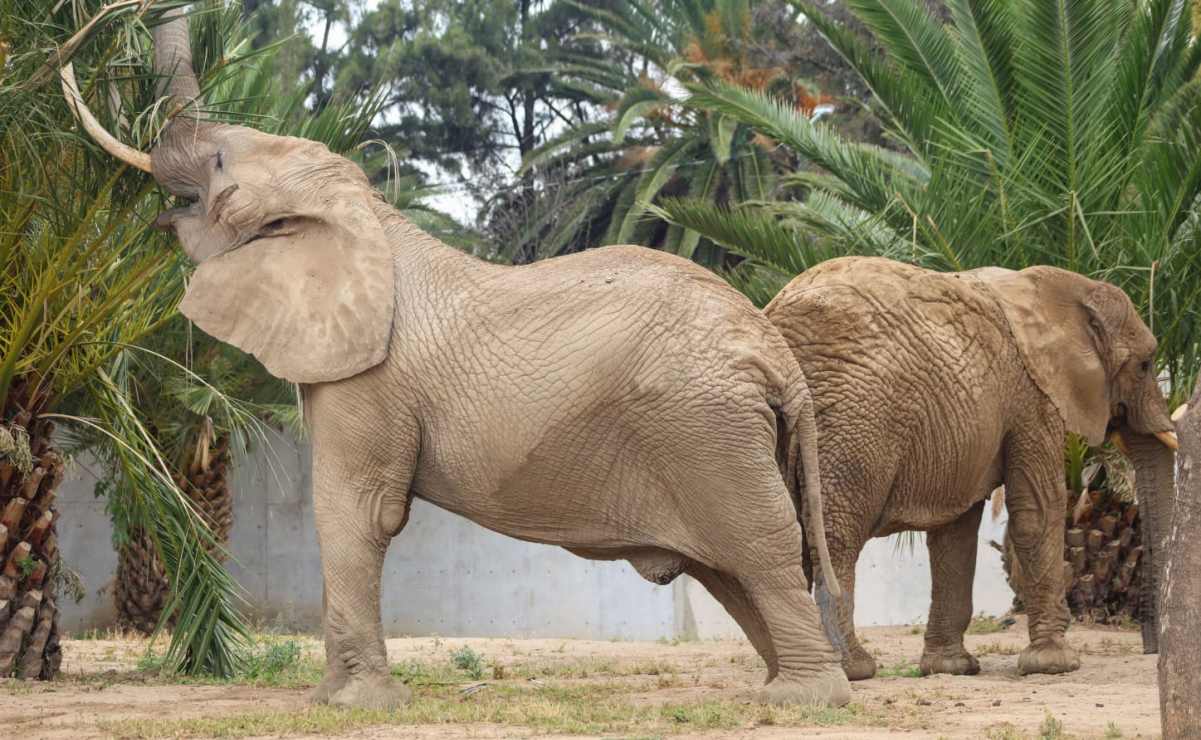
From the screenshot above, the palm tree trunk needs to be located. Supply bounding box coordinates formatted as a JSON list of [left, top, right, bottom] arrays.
[[115, 432, 232, 634], [0, 377, 64, 679]]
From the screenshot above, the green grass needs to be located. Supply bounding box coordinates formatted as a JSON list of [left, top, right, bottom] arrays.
[[966, 614, 1010, 635], [876, 662, 922, 678], [136, 636, 323, 688], [100, 686, 876, 738], [1039, 711, 1067, 739], [449, 645, 486, 680], [974, 642, 1021, 657]]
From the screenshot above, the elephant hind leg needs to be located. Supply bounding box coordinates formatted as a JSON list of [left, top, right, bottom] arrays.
[[921, 500, 983, 676], [686, 563, 778, 678], [739, 562, 851, 706]]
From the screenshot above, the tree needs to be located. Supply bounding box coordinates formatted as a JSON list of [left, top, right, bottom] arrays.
[[0, 0, 411, 676], [662, 0, 1201, 392], [1160, 387, 1201, 739], [512, 0, 832, 263], [0, 0, 242, 676]]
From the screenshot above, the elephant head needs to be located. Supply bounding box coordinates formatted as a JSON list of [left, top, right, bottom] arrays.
[[968, 265, 1177, 652], [60, 9, 394, 384]]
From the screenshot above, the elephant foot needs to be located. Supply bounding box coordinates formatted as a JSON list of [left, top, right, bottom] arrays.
[[920, 648, 980, 676], [843, 644, 878, 681], [319, 673, 412, 709], [308, 670, 348, 704], [1017, 640, 1080, 675], [754, 664, 851, 707]]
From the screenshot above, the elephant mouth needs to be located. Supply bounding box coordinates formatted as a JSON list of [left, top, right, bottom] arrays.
[[1107, 414, 1178, 454]]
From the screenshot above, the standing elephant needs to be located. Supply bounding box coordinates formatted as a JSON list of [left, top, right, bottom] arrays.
[[60, 11, 850, 709], [765, 257, 1178, 680]]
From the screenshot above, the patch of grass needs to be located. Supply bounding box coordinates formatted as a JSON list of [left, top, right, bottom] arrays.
[[1104, 721, 1123, 738], [985, 723, 1026, 740], [909, 624, 925, 635], [876, 662, 922, 678], [975, 641, 1021, 656], [137, 637, 322, 688], [101, 684, 877, 738], [1039, 711, 1065, 739], [966, 614, 1009, 635], [449, 645, 485, 680], [390, 659, 462, 686]]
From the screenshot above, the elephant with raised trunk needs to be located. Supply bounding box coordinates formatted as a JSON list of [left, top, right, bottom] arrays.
[[766, 256, 1178, 681], [61, 9, 850, 709]]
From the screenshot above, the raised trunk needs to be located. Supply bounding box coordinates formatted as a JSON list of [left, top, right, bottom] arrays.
[[1159, 380, 1201, 738], [1128, 433, 1176, 654], [0, 377, 64, 679], [152, 8, 200, 102]]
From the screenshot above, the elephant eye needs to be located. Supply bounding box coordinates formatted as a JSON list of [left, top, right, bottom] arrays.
[[263, 218, 288, 231], [1139, 360, 1152, 374]]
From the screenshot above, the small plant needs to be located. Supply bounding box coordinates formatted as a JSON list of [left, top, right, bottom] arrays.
[[16, 555, 35, 580], [1039, 711, 1065, 739], [240, 640, 303, 682], [985, 724, 1024, 740], [876, 663, 922, 678], [966, 614, 1009, 635], [450, 645, 485, 680], [1104, 721, 1123, 739]]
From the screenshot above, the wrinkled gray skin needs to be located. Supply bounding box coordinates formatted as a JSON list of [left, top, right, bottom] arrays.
[[74, 11, 853, 709], [767, 257, 1177, 681]]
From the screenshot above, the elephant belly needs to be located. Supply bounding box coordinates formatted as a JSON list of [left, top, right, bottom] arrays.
[[876, 447, 1004, 534]]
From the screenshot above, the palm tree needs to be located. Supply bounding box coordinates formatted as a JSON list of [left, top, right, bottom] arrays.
[[661, 0, 1201, 391], [0, 0, 241, 676], [658, 0, 1201, 629], [0, 0, 411, 676], [509, 0, 830, 263]]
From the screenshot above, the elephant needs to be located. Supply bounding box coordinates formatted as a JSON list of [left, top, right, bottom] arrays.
[[764, 256, 1178, 681], [59, 10, 851, 709]]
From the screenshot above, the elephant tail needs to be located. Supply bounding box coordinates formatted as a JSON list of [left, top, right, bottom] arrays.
[[777, 377, 842, 603]]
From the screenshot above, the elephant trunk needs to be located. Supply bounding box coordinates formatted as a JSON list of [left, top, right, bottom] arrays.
[[147, 7, 216, 200], [152, 8, 201, 103], [1128, 432, 1176, 654]]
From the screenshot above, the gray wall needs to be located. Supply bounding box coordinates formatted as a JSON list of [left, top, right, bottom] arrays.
[[58, 433, 1015, 638]]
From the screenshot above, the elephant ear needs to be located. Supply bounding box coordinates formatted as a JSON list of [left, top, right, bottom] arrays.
[[971, 266, 1112, 445], [179, 202, 394, 384]]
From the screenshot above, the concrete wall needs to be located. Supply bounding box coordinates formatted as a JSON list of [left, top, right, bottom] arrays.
[[58, 434, 1015, 639]]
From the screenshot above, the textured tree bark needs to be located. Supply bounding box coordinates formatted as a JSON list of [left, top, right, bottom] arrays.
[[0, 377, 63, 679], [1159, 379, 1201, 739]]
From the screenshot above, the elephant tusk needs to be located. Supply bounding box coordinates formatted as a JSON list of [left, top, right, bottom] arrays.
[[1172, 403, 1189, 423], [1109, 430, 1130, 457], [60, 62, 153, 173], [1156, 430, 1179, 451]]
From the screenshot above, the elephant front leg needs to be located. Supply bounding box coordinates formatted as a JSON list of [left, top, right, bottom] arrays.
[[1004, 433, 1080, 676], [310, 472, 413, 709], [920, 501, 983, 676]]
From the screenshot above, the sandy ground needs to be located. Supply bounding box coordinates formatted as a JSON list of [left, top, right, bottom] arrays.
[[3, 615, 1159, 739]]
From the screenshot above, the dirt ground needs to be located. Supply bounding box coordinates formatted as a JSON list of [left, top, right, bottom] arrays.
[[3, 615, 1158, 739]]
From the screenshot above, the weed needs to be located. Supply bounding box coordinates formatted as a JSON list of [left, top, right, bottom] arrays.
[[966, 614, 1009, 635], [450, 645, 485, 680], [1039, 711, 1065, 739], [876, 662, 922, 678], [975, 641, 1021, 656], [985, 724, 1025, 740], [1104, 721, 1123, 738]]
